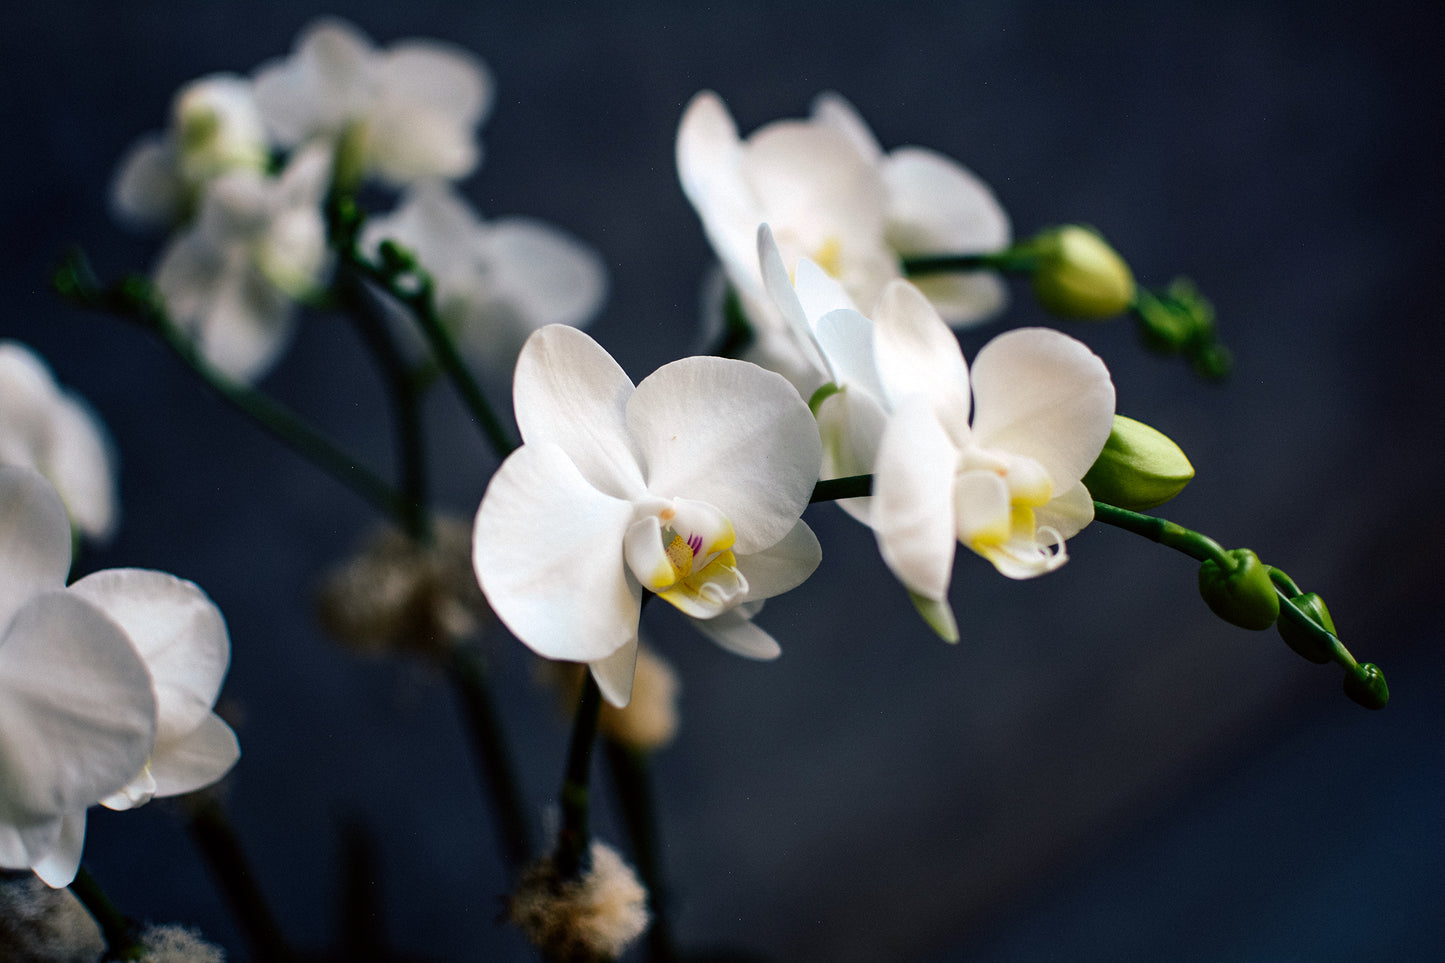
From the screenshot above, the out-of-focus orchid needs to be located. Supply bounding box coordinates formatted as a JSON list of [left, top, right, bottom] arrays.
[[153, 142, 333, 383], [0, 467, 239, 887], [361, 183, 607, 371], [473, 325, 821, 706], [677, 90, 1010, 384], [0, 342, 118, 542], [253, 17, 493, 189], [110, 73, 271, 231]]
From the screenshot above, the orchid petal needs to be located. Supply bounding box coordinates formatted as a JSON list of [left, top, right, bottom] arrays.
[[872, 399, 960, 601], [689, 606, 782, 660], [757, 225, 831, 379], [813, 307, 886, 402], [677, 93, 761, 295], [473, 442, 638, 662], [110, 137, 183, 229], [734, 520, 821, 603], [67, 569, 229, 747], [628, 356, 820, 555], [0, 591, 155, 824], [1036, 480, 1097, 542], [483, 217, 608, 331], [30, 812, 86, 888], [148, 713, 240, 799], [512, 326, 645, 500], [44, 395, 118, 542], [870, 280, 972, 439], [882, 147, 1010, 257], [589, 636, 639, 708], [969, 328, 1115, 487], [0, 467, 72, 631], [809, 91, 884, 163]]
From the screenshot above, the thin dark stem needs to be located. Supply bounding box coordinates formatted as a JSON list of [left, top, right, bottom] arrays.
[[604, 741, 678, 963], [810, 474, 873, 503], [183, 790, 298, 963], [554, 672, 603, 880], [333, 265, 431, 542], [449, 645, 534, 872], [1091, 500, 1230, 566], [343, 252, 519, 459], [70, 866, 143, 961], [53, 253, 412, 529]]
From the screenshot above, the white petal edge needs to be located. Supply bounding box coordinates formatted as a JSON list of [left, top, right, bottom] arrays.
[[589, 636, 639, 708], [0, 466, 73, 632], [872, 398, 961, 602], [473, 442, 639, 662]]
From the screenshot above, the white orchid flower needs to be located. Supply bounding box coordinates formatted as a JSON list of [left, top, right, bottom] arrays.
[[677, 90, 1010, 386], [153, 142, 333, 383], [253, 17, 493, 188], [473, 326, 822, 706], [0, 342, 118, 541], [362, 183, 607, 371], [0, 467, 239, 887], [870, 312, 1115, 640], [110, 73, 271, 231]]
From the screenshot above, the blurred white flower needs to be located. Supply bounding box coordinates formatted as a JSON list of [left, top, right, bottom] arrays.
[[871, 319, 1115, 639], [362, 183, 607, 371], [677, 90, 1010, 384], [474, 326, 821, 706], [0, 467, 155, 887], [110, 73, 271, 231], [0, 467, 239, 887], [153, 142, 333, 383], [253, 17, 493, 188], [0, 342, 118, 542]]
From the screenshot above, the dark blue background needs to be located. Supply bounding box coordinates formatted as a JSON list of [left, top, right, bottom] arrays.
[[3, 2, 1442, 960]]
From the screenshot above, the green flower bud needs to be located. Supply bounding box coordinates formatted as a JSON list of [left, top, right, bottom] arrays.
[[1197, 549, 1280, 630], [1277, 592, 1336, 664], [1343, 663, 1389, 710], [1028, 225, 1136, 319], [1083, 415, 1194, 511]]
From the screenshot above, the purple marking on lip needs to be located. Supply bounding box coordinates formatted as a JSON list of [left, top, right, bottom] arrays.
[[687, 533, 703, 555]]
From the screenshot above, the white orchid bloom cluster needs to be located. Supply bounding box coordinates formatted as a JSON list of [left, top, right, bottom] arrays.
[[0, 467, 238, 888], [678, 90, 1011, 392], [0, 342, 117, 543], [109, 17, 605, 384], [751, 220, 1115, 637]]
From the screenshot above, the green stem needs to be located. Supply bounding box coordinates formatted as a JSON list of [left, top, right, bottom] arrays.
[[902, 247, 1039, 276], [1091, 500, 1232, 567], [604, 741, 678, 962], [342, 251, 519, 459], [70, 866, 144, 961], [53, 253, 413, 529], [554, 672, 603, 880], [810, 473, 873, 503], [449, 645, 534, 872], [333, 264, 431, 542], [183, 790, 298, 963]]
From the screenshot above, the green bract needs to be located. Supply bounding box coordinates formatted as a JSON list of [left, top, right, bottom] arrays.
[[1197, 549, 1280, 630], [1344, 663, 1389, 710], [1082, 414, 1194, 510], [1028, 225, 1136, 319]]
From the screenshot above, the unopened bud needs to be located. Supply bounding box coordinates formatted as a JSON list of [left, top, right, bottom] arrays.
[[1028, 225, 1136, 319], [1277, 592, 1336, 664], [173, 75, 268, 184], [1198, 549, 1279, 630], [1343, 663, 1389, 710], [1083, 415, 1194, 510]]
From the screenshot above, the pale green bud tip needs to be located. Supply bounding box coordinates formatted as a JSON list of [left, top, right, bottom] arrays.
[[1198, 549, 1280, 630], [1029, 225, 1136, 319], [910, 591, 959, 643], [1083, 414, 1194, 511]]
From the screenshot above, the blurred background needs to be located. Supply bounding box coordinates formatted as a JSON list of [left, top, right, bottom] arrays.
[[3, 1, 1443, 959]]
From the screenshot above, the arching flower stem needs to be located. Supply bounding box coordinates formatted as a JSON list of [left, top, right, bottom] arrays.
[[53, 250, 413, 529]]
